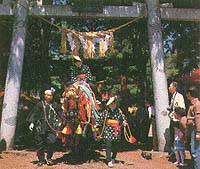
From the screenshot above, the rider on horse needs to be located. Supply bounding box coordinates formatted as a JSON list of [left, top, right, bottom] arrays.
[[70, 55, 92, 83], [59, 55, 100, 160]]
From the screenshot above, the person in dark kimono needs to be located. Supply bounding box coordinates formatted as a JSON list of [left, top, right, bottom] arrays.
[[70, 55, 92, 83], [28, 88, 61, 167], [95, 96, 127, 167]]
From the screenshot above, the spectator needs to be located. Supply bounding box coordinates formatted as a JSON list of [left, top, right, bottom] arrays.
[[168, 81, 186, 160], [186, 86, 200, 169], [135, 102, 147, 144], [145, 99, 158, 151], [173, 107, 187, 166]]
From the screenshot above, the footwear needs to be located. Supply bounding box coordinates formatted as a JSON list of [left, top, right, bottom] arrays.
[[46, 159, 54, 166], [37, 160, 46, 167], [173, 161, 179, 165], [179, 163, 187, 166], [112, 159, 115, 164], [108, 161, 113, 167]]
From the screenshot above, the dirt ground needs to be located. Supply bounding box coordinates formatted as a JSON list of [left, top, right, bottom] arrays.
[[0, 144, 194, 169]]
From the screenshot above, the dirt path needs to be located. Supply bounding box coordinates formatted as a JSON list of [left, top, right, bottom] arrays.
[[0, 148, 193, 169]]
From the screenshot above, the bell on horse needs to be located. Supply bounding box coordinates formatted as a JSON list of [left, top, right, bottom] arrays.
[[75, 124, 83, 135], [62, 126, 72, 135]]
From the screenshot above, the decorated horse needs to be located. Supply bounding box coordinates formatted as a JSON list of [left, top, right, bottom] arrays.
[[58, 77, 100, 160]]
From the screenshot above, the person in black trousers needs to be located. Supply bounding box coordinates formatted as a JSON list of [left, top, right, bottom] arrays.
[[95, 96, 127, 167], [28, 89, 61, 166]]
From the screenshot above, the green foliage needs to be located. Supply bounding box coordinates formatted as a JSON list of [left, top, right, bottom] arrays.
[[0, 16, 14, 87], [163, 21, 199, 80], [128, 85, 140, 97], [50, 76, 62, 90], [165, 54, 180, 80], [110, 84, 121, 95], [116, 53, 123, 59]]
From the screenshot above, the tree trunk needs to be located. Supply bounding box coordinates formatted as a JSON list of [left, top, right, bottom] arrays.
[[0, 0, 29, 150], [145, 0, 170, 152]]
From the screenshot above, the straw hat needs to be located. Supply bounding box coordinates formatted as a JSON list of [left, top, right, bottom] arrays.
[[73, 55, 82, 62], [106, 96, 116, 106]]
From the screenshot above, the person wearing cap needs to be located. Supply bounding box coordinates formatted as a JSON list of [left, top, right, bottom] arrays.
[[95, 96, 127, 167], [70, 55, 92, 83], [27, 89, 62, 167]]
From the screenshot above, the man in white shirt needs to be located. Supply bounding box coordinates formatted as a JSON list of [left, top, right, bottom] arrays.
[[168, 81, 186, 161], [169, 82, 185, 113]]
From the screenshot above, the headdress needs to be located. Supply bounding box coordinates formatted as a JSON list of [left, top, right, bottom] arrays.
[[44, 87, 55, 95]]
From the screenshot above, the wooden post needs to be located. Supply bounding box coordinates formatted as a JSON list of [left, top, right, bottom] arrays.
[[0, 0, 29, 150], [146, 0, 170, 152]]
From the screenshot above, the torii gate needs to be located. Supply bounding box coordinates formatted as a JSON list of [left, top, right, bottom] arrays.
[[0, 0, 199, 151]]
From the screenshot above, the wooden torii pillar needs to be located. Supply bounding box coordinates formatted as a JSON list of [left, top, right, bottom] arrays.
[[0, 0, 29, 149], [146, 0, 170, 152]]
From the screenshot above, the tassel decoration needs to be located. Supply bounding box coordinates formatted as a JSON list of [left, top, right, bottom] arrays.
[[99, 38, 106, 57], [109, 32, 114, 52], [60, 30, 68, 53], [73, 35, 80, 56]]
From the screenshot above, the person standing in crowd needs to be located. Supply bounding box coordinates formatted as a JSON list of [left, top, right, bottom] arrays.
[[70, 55, 92, 83], [28, 89, 61, 167], [95, 96, 127, 167], [186, 86, 200, 169], [173, 123, 185, 166], [135, 102, 146, 144], [173, 107, 187, 166], [145, 99, 158, 151], [168, 81, 186, 160], [138, 101, 150, 145]]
